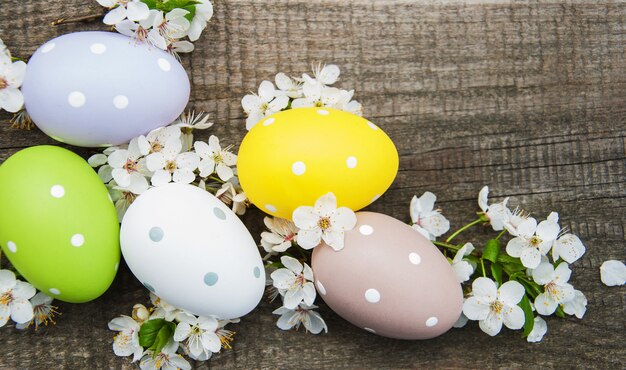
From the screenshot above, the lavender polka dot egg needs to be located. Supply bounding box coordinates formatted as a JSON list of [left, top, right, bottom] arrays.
[[120, 183, 265, 320], [21, 31, 190, 147], [311, 212, 463, 339]]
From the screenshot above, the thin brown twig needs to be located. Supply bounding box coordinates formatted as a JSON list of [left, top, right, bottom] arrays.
[[51, 11, 105, 26]]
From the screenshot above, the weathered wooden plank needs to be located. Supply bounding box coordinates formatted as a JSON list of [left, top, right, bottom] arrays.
[[0, 0, 624, 368]]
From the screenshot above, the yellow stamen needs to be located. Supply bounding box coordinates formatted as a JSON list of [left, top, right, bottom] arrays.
[[490, 300, 503, 314]]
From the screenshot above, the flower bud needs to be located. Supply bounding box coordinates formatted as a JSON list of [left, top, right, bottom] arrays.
[[132, 304, 150, 322]]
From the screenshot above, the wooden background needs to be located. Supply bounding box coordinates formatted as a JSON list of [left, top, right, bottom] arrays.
[[0, 0, 625, 368]]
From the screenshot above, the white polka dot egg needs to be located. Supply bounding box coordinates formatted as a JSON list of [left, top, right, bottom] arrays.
[[21, 31, 190, 147], [311, 212, 463, 339], [0, 146, 120, 303], [120, 183, 265, 320]]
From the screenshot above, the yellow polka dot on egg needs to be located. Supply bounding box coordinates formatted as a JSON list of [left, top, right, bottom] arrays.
[[237, 107, 399, 220]]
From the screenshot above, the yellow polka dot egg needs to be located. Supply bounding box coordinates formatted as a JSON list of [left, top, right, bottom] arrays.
[[237, 108, 399, 219]]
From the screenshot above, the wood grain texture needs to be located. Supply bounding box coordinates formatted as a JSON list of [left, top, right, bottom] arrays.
[[0, 0, 625, 368]]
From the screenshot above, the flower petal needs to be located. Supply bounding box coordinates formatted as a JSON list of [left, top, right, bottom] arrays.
[[9, 298, 33, 324], [314, 193, 337, 217], [280, 256, 303, 274], [331, 207, 357, 231], [531, 262, 555, 285], [520, 248, 542, 269], [173, 321, 191, 342], [554, 234, 585, 264], [322, 229, 345, 251], [296, 229, 322, 250], [478, 186, 489, 212], [478, 312, 503, 336], [498, 281, 525, 305], [527, 316, 548, 343], [600, 260, 626, 286], [200, 331, 222, 353], [12, 280, 35, 300], [505, 237, 525, 258], [502, 304, 525, 330], [472, 277, 498, 302], [462, 297, 490, 321], [534, 293, 557, 315], [292, 206, 318, 230]]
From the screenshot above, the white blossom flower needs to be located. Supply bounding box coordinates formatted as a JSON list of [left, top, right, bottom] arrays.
[[532, 262, 575, 315], [335, 88, 362, 115], [562, 289, 587, 318], [215, 182, 247, 215], [275, 72, 303, 98], [173, 313, 221, 358], [139, 340, 191, 370], [292, 192, 357, 251], [506, 206, 529, 235], [99, 0, 150, 26], [107, 181, 145, 222], [451, 243, 475, 283], [115, 10, 166, 49], [173, 111, 213, 150], [600, 260, 626, 287], [108, 138, 150, 194], [168, 40, 194, 55], [306, 63, 340, 86], [108, 315, 143, 362], [261, 217, 299, 253], [0, 54, 26, 113], [146, 140, 199, 186], [478, 186, 512, 231], [527, 316, 548, 343], [149, 293, 181, 321], [505, 215, 560, 269], [0, 270, 35, 327], [273, 303, 328, 334], [552, 233, 586, 264], [154, 8, 191, 41], [16, 292, 58, 330], [290, 79, 342, 109], [410, 191, 450, 241], [241, 80, 289, 130], [132, 303, 150, 323], [194, 135, 237, 181], [271, 256, 316, 309], [138, 126, 181, 158], [463, 278, 525, 336], [188, 0, 213, 41]]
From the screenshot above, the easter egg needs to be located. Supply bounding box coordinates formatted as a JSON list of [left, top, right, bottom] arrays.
[[0, 146, 120, 303], [237, 108, 398, 220], [311, 212, 462, 339], [21, 31, 190, 147], [120, 183, 265, 319]]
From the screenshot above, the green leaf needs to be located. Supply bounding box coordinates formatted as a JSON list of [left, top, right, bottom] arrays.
[[183, 4, 196, 21], [149, 322, 176, 357], [497, 254, 522, 264], [141, 0, 157, 9], [157, 0, 198, 12], [555, 305, 566, 318], [517, 278, 541, 299], [482, 239, 501, 263], [139, 318, 166, 348], [502, 262, 525, 275], [519, 294, 535, 337], [491, 262, 503, 286]]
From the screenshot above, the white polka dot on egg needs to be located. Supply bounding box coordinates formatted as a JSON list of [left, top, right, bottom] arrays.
[[346, 156, 358, 168], [113, 95, 129, 109], [425, 316, 438, 327], [41, 42, 55, 53], [364, 327, 376, 333], [157, 58, 171, 72], [71, 234, 85, 247], [265, 204, 277, 213], [292, 161, 306, 176], [7, 241, 17, 253], [50, 185, 65, 198], [263, 118, 275, 126], [68, 91, 86, 108], [49, 288, 61, 295], [365, 288, 380, 303], [409, 252, 422, 265], [359, 225, 374, 236], [90, 43, 106, 54]]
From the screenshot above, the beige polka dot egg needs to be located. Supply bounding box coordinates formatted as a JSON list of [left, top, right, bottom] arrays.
[[311, 212, 463, 339]]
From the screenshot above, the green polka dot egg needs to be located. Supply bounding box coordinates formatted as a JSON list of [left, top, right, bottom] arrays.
[[0, 146, 120, 303], [120, 183, 265, 320]]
